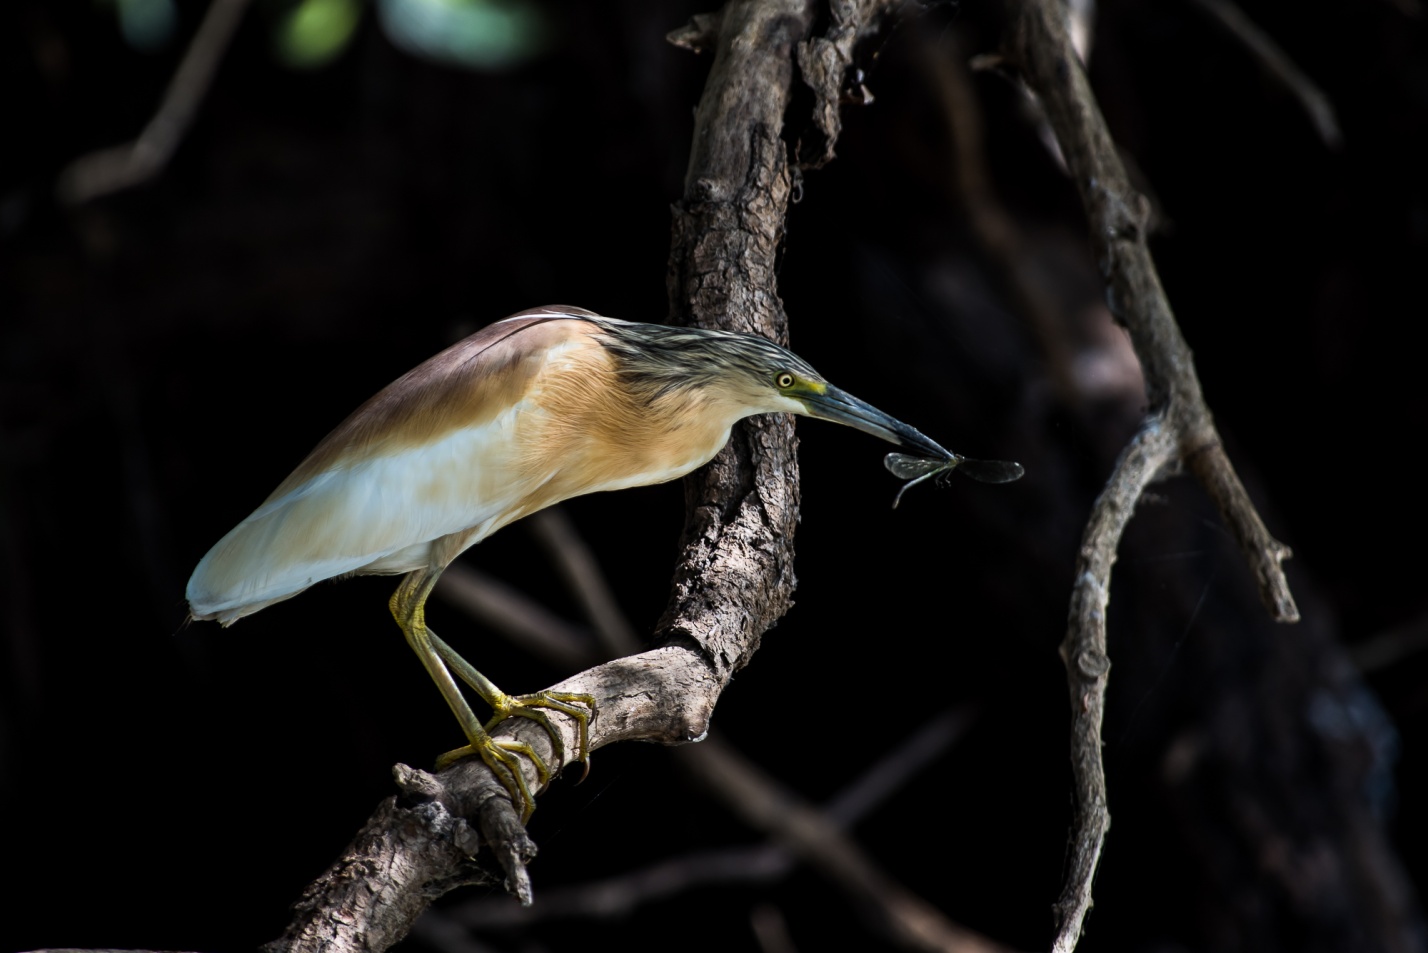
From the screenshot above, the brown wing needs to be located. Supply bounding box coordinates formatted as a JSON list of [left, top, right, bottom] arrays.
[[187, 309, 605, 622], [266, 308, 601, 502]]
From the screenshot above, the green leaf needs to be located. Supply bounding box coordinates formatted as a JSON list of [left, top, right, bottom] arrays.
[[276, 0, 363, 69], [376, 0, 545, 71]]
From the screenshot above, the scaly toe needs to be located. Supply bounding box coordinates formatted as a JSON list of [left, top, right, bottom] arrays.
[[495, 692, 596, 773], [434, 737, 548, 822]]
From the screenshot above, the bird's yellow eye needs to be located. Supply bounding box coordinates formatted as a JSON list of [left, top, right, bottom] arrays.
[[775, 372, 796, 389]]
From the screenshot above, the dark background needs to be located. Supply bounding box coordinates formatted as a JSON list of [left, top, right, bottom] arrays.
[[3, 1, 1426, 950]]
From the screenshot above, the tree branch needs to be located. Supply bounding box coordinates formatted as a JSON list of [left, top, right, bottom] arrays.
[[440, 711, 990, 945], [260, 2, 909, 948], [675, 735, 1016, 953], [525, 510, 644, 658], [1000, 1, 1301, 948], [436, 562, 600, 671], [436, 516, 1002, 951], [797, 0, 904, 167], [56, 0, 251, 205], [1186, 0, 1342, 149], [1054, 419, 1175, 952]]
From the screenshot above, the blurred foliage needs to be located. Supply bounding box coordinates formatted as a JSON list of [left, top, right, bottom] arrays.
[[376, 0, 546, 71], [271, 0, 546, 72], [115, 0, 177, 51], [275, 0, 363, 69]]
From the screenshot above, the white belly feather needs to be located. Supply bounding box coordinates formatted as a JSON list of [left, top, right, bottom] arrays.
[[186, 404, 547, 624], [185, 400, 734, 625], [186, 315, 756, 626]]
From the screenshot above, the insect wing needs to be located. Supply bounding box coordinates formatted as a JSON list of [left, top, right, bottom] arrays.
[[884, 452, 956, 480], [957, 458, 1025, 484], [885, 453, 959, 509]]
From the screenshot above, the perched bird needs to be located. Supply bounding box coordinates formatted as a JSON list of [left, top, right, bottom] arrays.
[[187, 305, 1006, 818]]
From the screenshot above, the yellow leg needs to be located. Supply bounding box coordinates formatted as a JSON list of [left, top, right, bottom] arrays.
[[390, 569, 544, 820], [389, 569, 596, 818], [429, 630, 595, 781]]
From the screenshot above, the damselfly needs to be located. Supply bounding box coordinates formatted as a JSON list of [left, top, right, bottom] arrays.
[[884, 452, 1024, 508]]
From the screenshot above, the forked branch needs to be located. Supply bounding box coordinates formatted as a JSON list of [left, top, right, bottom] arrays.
[[261, 2, 901, 950], [57, 0, 252, 205], [1000, 1, 1299, 949]]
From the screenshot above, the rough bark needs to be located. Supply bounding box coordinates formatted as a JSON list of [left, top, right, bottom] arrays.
[[259, 2, 903, 949], [999, 1, 1300, 949]]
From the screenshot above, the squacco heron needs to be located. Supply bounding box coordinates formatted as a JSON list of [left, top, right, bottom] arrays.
[[187, 305, 1014, 819]]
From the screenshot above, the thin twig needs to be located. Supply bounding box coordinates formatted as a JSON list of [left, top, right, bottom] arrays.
[[678, 736, 1014, 953], [1000, 1, 1301, 948], [406, 914, 500, 953], [441, 710, 982, 937], [751, 905, 802, 953], [1066, 0, 1096, 63], [1185, 441, 1297, 620], [446, 841, 792, 928], [440, 485, 998, 951], [918, 32, 1081, 405], [1186, 0, 1342, 149], [56, 0, 252, 205], [1054, 420, 1175, 951], [435, 563, 600, 671], [1349, 612, 1428, 673], [525, 510, 643, 657], [1002, 0, 1299, 609]]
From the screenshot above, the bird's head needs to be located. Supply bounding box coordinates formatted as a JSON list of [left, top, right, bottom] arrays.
[[595, 319, 953, 459]]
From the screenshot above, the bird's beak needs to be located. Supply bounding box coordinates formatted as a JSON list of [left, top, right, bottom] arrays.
[[800, 385, 953, 459]]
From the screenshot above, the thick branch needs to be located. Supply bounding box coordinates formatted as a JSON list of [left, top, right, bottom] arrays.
[[261, 780, 493, 953], [262, 3, 913, 948], [659, 0, 814, 686]]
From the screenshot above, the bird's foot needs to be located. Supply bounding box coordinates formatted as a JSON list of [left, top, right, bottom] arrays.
[[435, 691, 595, 821], [486, 691, 597, 782], [435, 735, 552, 823]]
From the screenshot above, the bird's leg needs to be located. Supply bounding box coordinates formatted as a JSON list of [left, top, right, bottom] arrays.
[[390, 569, 547, 820], [429, 631, 595, 780]]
